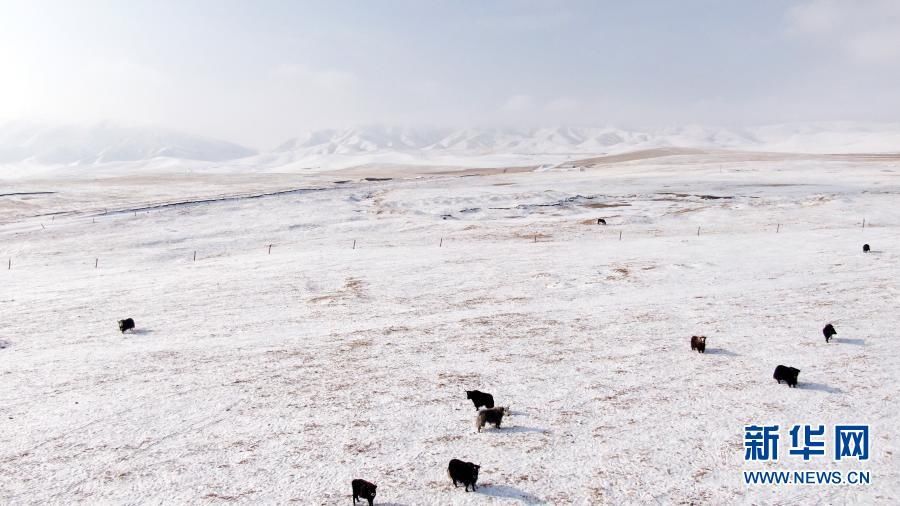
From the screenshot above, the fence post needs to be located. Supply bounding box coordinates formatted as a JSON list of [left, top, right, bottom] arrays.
[[776, 224, 780, 233], [193, 251, 196, 262], [697, 226, 700, 237], [95, 258, 98, 269], [7, 258, 9, 270], [439, 237, 443, 248], [353, 239, 356, 250], [619, 230, 622, 241], [268, 244, 272, 255], [862, 218, 866, 229]]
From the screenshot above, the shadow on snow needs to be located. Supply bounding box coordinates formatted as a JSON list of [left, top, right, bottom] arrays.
[[478, 484, 544, 504], [800, 382, 843, 394], [481, 426, 549, 435], [704, 348, 740, 357]]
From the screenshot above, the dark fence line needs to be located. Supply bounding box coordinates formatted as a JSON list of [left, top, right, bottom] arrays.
[[5, 220, 861, 272]]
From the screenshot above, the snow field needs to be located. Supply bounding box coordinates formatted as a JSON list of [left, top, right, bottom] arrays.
[[1, 154, 898, 504]]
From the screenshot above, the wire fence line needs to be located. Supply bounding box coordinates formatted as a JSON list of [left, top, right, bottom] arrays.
[[3, 219, 877, 273]]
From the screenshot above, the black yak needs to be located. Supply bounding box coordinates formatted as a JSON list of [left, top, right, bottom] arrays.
[[773, 365, 800, 388], [690, 335, 707, 353], [597, 218, 607, 225], [823, 324, 837, 343], [475, 406, 508, 432], [863, 244, 870, 253], [351, 479, 376, 506], [448, 459, 480, 492], [118, 318, 135, 334], [466, 390, 494, 410]]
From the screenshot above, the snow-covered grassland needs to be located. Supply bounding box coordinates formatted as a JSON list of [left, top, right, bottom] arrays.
[[1, 151, 898, 504]]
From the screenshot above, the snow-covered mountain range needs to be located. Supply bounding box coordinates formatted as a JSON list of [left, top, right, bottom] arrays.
[[272, 123, 900, 157], [252, 123, 900, 171], [273, 126, 656, 155], [0, 122, 256, 164], [3, 122, 900, 170]]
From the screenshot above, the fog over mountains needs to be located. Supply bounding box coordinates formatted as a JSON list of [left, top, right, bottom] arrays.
[[0, 123, 257, 165], [3, 122, 900, 167]]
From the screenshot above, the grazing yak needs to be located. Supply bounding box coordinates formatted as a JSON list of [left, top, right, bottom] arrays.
[[475, 406, 509, 432], [690, 335, 707, 353], [351, 479, 377, 506], [118, 318, 135, 334], [448, 459, 480, 492], [773, 365, 800, 388], [863, 244, 870, 253], [597, 218, 607, 225], [823, 323, 837, 343], [466, 390, 494, 410]]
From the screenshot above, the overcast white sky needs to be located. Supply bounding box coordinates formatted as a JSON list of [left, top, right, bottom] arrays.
[[2, 0, 900, 148]]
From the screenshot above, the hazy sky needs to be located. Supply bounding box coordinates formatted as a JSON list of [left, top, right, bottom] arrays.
[[2, 0, 900, 148]]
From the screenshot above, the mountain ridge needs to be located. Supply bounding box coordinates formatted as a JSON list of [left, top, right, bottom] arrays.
[[272, 123, 900, 157], [3, 122, 900, 169], [0, 122, 257, 164]]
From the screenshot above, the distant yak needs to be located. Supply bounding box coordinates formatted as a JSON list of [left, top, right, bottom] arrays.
[[351, 479, 377, 506], [466, 390, 494, 410], [597, 218, 607, 225], [690, 335, 707, 353], [448, 459, 480, 492], [863, 244, 870, 253], [118, 318, 135, 334], [773, 365, 800, 388], [475, 406, 508, 432], [823, 324, 837, 343]]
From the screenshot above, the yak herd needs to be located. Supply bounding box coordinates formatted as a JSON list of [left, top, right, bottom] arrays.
[[345, 391, 501, 504], [692, 323, 839, 389], [111, 241, 871, 503]]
